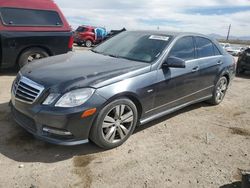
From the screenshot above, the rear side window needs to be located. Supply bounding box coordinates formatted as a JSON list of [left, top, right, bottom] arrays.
[[169, 36, 195, 61], [195, 37, 214, 58], [0, 8, 63, 26], [76, 27, 87, 32]]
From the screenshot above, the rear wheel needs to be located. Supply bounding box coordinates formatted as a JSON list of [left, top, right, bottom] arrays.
[[207, 76, 228, 105], [18, 47, 49, 68], [85, 40, 92, 48], [90, 98, 138, 149]]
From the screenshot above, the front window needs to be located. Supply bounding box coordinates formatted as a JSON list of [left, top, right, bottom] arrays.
[[93, 31, 172, 63], [168, 36, 195, 61]]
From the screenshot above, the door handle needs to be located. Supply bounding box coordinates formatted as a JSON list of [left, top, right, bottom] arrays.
[[192, 66, 199, 72], [217, 60, 223, 65]]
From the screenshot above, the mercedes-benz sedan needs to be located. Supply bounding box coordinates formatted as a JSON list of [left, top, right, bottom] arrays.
[[10, 31, 236, 149]]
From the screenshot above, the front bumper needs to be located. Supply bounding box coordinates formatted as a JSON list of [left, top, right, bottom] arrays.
[[10, 93, 106, 145]]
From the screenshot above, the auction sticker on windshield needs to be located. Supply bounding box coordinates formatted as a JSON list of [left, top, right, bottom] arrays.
[[149, 35, 169, 41]]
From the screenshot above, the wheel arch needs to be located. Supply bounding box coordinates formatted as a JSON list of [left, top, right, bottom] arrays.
[[222, 73, 230, 84], [84, 37, 94, 42], [16, 45, 52, 66], [101, 92, 143, 121], [215, 68, 231, 86]]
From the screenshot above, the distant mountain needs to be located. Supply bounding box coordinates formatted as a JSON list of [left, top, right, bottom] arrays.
[[208, 33, 250, 41]]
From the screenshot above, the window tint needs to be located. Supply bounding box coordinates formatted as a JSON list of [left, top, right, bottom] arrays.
[[169, 37, 195, 61], [76, 27, 87, 32], [213, 45, 221, 55], [94, 31, 172, 63], [245, 48, 250, 53], [195, 37, 214, 58], [0, 8, 63, 26]]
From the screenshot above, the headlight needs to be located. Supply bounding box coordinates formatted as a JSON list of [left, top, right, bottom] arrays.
[[43, 93, 60, 105], [55, 88, 95, 107]]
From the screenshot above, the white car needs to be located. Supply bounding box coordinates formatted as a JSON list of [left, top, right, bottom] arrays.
[[219, 43, 231, 50], [226, 46, 245, 56]]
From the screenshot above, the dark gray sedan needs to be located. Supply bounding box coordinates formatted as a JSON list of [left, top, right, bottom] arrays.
[[10, 31, 236, 149]]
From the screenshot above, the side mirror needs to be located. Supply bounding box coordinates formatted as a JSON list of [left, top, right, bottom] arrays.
[[162, 56, 186, 68]]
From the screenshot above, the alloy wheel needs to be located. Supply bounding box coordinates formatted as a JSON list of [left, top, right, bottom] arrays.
[[215, 78, 228, 103], [102, 104, 134, 144], [27, 53, 44, 63], [85, 40, 92, 48]]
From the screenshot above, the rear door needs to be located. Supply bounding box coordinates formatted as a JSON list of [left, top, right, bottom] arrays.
[[194, 36, 223, 97]]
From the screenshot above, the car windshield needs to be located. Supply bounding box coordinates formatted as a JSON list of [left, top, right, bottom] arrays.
[[93, 31, 172, 63]]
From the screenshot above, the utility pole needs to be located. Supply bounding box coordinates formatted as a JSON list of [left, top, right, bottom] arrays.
[[226, 24, 231, 41]]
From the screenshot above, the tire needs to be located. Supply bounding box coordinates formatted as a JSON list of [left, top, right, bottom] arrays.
[[85, 40, 92, 48], [18, 47, 49, 68], [90, 98, 138, 149], [207, 76, 228, 105]]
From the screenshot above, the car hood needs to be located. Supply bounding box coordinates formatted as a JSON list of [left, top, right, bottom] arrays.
[[20, 51, 150, 92]]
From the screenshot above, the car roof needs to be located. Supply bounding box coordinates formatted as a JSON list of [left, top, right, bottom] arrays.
[[129, 30, 213, 39], [127, 30, 226, 55]]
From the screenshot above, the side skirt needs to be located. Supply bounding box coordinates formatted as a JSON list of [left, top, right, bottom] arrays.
[[139, 95, 212, 125]]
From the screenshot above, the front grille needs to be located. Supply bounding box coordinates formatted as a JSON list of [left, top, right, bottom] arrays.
[[12, 76, 44, 104]]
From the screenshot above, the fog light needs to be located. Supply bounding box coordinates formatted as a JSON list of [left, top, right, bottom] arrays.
[[43, 127, 72, 136]]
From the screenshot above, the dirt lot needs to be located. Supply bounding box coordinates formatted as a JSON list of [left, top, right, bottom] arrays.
[[0, 50, 249, 188]]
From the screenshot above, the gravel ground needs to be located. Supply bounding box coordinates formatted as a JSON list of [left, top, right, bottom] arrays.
[[0, 49, 249, 188]]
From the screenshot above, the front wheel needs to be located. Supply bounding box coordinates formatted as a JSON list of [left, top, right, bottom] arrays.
[[207, 76, 228, 105], [90, 98, 138, 149]]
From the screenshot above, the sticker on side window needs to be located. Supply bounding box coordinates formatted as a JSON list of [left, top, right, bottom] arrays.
[[149, 35, 169, 41]]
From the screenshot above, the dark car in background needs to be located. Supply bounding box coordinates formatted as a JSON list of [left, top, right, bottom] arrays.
[[226, 46, 245, 56], [104, 28, 126, 40], [73, 25, 106, 47], [237, 47, 250, 74], [0, 0, 73, 69], [10, 31, 235, 149]]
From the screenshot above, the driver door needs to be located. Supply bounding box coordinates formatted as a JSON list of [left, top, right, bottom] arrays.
[[147, 36, 201, 116]]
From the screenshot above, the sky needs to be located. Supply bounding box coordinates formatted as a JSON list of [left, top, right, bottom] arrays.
[[54, 0, 250, 37]]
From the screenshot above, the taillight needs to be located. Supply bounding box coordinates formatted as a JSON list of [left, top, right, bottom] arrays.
[[68, 36, 74, 49]]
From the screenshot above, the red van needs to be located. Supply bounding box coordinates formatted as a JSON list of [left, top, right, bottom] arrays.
[[0, 0, 73, 68]]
